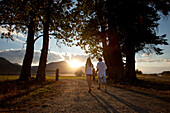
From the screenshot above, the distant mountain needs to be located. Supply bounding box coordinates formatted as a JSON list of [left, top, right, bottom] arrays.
[[0, 57, 21, 75], [46, 61, 78, 74], [0, 57, 84, 75], [32, 61, 83, 74]]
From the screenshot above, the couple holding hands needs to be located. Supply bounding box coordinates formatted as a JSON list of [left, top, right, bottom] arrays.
[[85, 57, 107, 93]]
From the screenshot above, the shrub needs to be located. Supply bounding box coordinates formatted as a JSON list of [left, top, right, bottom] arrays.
[[75, 69, 85, 77], [135, 69, 143, 74], [161, 71, 170, 76]]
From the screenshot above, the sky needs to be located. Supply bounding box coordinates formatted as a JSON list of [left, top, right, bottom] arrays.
[[0, 16, 170, 74]]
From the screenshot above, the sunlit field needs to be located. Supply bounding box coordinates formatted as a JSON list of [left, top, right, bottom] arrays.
[[136, 74, 170, 85], [0, 75, 19, 81], [0, 75, 88, 81], [0, 74, 170, 84]]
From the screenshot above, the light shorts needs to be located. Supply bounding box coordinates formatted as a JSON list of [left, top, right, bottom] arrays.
[[98, 76, 106, 84]]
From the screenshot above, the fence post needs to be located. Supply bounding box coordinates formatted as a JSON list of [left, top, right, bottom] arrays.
[[56, 69, 59, 81], [93, 69, 95, 81]]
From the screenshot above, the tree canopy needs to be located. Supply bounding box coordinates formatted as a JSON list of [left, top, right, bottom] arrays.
[[74, 0, 169, 82]]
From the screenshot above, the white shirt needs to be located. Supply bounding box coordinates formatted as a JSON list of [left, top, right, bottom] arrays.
[[96, 62, 107, 77], [85, 64, 93, 75]]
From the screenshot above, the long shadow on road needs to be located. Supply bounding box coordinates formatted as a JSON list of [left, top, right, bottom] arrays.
[[90, 91, 119, 113], [114, 86, 170, 103], [100, 91, 148, 113]]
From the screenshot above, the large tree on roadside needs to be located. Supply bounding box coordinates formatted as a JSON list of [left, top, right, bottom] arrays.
[[75, 0, 124, 82], [75, 0, 169, 82], [105, 0, 125, 81], [36, 0, 53, 83], [0, 0, 40, 81], [36, 0, 75, 83], [119, 0, 169, 82]]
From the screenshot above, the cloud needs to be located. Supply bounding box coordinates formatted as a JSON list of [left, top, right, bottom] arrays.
[[13, 37, 25, 43], [70, 54, 88, 62], [136, 53, 170, 63], [0, 49, 89, 66], [136, 66, 170, 74], [136, 57, 170, 63], [141, 53, 150, 57], [0, 26, 26, 43], [47, 51, 90, 65]]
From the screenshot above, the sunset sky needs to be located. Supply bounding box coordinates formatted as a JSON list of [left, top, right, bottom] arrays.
[[0, 16, 170, 74]]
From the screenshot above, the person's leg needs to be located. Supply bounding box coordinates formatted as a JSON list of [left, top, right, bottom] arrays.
[[86, 75, 91, 92], [98, 77, 102, 89], [86, 75, 89, 89], [103, 76, 107, 91], [89, 75, 91, 90]]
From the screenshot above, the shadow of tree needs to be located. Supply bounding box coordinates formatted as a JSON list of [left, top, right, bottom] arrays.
[[90, 92, 118, 113], [113, 86, 170, 103], [101, 91, 148, 113]]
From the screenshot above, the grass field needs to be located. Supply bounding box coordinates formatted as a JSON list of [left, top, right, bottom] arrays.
[[0, 74, 170, 85], [136, 74, 170, 85], [0, 75, 90, 81]]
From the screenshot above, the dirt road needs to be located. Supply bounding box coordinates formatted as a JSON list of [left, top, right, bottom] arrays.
[[12, 79, 170, 113]]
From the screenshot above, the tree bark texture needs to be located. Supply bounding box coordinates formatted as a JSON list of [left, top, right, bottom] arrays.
[[19, 15, 35, 81], [106, 34, 124, 82], [105, 0, 124, 82], [36, 2, 51, 83], [125, 44, 138, 82]]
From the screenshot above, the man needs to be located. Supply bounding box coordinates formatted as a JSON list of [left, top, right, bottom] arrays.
[[96, 58, 107, 92]]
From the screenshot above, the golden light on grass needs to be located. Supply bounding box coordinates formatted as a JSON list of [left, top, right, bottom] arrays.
[[68, 60, 84, 68]]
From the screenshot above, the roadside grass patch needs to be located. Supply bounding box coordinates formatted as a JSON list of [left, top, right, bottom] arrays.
[[0, 80, 55, 109], [0, 75, 88, 81]]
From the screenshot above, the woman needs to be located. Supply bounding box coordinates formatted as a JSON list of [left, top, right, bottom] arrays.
[[85, 57, 93, 93]]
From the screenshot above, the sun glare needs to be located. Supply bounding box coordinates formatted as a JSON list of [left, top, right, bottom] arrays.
[[68, 60, 84, 68]]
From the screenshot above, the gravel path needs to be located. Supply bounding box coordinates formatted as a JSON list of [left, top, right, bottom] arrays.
[[24, 79, 170, 113]]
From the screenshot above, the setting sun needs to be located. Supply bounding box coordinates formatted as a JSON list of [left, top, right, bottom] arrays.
[[68, 60, 84, 68]]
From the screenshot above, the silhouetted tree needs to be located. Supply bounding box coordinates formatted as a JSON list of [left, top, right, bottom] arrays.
[[74, 0, 169, 83], [161, 71, 170, 76], [75, 0, 125, 82], [0, 0, 39, 81], [120, 0, 169, 82], [36, 0, 75, 83], [135, 69, 143, 75]]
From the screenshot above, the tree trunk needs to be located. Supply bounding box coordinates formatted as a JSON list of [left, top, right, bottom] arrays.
[[101, 30, 124, 82], [36, 4, 50, 83], [36, 22, 49, 83], [19, 16, 35, 81], [106, 0, 124, 82], [107, 35, 124, 82], [125, 44, 138, 82], [100, 28, 111, 76]]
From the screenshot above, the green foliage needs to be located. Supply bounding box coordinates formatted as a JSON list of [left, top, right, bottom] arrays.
[[0, 0, 39, 40], [120, 0, 169, 56], [74, 0, 169, 57], [44, 0, 76, 46], [75, 68, 85, 77], [0, 0, 76, 45], [74, 0, 169, 82], [73, 0, 106, 58]]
